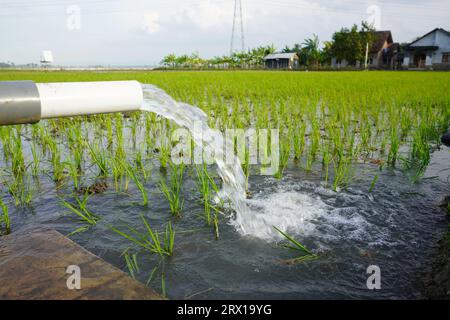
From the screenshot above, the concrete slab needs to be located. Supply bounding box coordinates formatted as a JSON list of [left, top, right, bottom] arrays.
[[0, 227, 163, 300]]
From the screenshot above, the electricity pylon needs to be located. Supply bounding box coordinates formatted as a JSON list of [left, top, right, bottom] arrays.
[[230, 0, 245, 55]]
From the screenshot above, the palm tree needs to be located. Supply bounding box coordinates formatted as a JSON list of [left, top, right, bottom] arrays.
[[302, 34, 320, 67], [320, 41, 333, 65], [282, 43, 301, 54]]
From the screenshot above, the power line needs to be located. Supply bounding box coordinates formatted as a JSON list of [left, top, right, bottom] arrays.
[[0, 0, 212, 17], [246, 0, 450, 21], [0, 0, 120, 9]]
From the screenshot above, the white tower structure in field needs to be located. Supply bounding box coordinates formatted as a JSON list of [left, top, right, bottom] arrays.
[[40, 50, 53, 67], [230, 0, 245, 55]]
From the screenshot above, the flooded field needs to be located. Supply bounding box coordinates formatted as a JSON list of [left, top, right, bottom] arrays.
[[0, 71, 449, 299]]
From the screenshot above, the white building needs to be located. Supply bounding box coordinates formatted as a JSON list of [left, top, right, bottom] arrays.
[[403, 28, 450, 70]]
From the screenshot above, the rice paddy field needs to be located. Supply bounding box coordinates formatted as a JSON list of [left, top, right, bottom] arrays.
[[0, 70, 449, 299]]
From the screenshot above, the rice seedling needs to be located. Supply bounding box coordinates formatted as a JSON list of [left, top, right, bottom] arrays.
[[0, 127, 12, 161], [87, 141, 108, 177], [0, 71, 447, 211], [387, 126, 399, 167], [112, 217, 175, 257], [105, 116, 114, 147], [321, 144, 332, 186], [140, 257, 168, 298], [130, 113, 139, 146], [124, 161, 148, 206], [242, 149, 251, 191], [8, 174, 34, 207], [0, 71, 448, 293], [135, 149, 151, 180], [10, 129, 25, 177], [48, 138, 65, 183], [195, 164, 213, 225], [104, 147, 126, 192], [122, 249, 140, 280], [369, 174, 378, 192], [332, 157, 355, 191], [66, 159, 81, 191], [194, 163, 223, 238], [274, 226, 317, 263], [161, 273, 167, 298], [292, 122, 306, 161], [160, 162, 185, 216], [274, 138, 290, 179], [158, 136, 171, 169], [114, 114, 126, 161], [30, 141, 41, 177], [67, 127, 84, 171], [62, 193, 100, 235], [0, 197, 11, 235]]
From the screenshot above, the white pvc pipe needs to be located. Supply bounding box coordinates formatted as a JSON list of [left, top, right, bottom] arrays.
[[36, 81, 143, 119]]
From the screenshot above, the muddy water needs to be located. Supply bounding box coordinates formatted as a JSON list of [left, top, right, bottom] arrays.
[[7, 144, 449, 299], [2, 83, 449, 299]]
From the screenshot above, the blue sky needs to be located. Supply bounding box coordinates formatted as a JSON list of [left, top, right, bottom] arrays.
[[1, 0, 449, 66]]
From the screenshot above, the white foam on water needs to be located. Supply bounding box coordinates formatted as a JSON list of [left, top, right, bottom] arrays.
[[232, 191, 329, 241], [233, 189, 387, 245]]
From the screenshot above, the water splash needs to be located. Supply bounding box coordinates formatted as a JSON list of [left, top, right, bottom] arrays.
[[235, 191, 328, 241], [141, 84, 332, 241], [141, 84, 249, 220]]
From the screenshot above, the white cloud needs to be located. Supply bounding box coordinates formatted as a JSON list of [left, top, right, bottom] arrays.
[[141, 12, 160, 33], [0, 0, 449, 65], [176, 1, 233, 29]]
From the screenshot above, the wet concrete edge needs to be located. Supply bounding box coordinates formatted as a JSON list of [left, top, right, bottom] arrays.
[[0, 227, 164, 300]]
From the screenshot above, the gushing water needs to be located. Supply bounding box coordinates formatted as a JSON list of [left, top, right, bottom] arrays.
[[141, 84, 329, 241], [141, 84, 249, 221]]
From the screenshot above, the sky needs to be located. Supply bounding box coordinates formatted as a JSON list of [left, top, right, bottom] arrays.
[[1, 0, 449, 66]]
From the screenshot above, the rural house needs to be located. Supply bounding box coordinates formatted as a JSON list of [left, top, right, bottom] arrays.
[[332, 30, 400, 69], [402, 28, 450, 70], [367, 31, 400, 69], [264, 53, 299, 70]]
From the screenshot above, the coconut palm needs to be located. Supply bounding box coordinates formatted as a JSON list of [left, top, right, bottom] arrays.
[[302, 34, 321, 67]]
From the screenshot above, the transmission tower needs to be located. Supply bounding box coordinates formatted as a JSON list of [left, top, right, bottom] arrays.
[[230, 0, 245, 55]]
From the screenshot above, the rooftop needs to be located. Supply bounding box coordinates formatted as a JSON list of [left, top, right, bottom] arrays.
[[264, 53, 298, 60], [371, 31, 394, 53]]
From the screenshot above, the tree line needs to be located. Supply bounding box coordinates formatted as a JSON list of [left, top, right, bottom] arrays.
[[160, 22, 377, 69]]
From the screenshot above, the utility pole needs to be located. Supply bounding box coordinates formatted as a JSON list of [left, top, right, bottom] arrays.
[[230, 0, 245, 55], [364, 42, 369, 71]]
